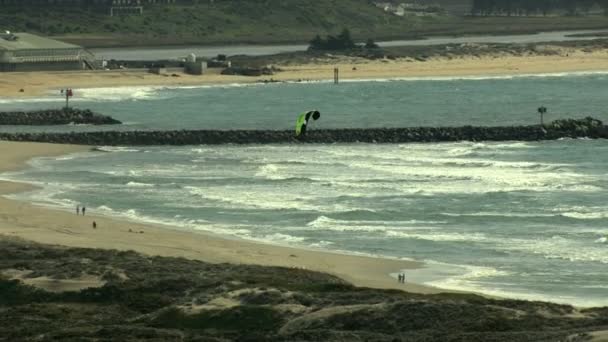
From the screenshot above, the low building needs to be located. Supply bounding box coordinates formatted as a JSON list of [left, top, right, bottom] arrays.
[[0, 32, 94, 72]]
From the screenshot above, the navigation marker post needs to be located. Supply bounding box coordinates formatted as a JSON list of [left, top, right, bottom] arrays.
[[538, 106, 547, 127], [61, 88, 74, 110], [334, 67, 339, 84]]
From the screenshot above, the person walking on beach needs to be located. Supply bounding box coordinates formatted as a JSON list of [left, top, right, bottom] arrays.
[[92, 221, 97, 229], [82, 206, 86, 216], [76, 205, 80, 215]]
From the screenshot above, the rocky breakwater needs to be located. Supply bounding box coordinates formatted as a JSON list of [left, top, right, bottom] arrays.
[[0, 117, 605, 146], [0, 108, 121, 125]]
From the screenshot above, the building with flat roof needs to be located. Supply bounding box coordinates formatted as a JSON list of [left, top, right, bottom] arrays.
[[0, 32, 94, 71]]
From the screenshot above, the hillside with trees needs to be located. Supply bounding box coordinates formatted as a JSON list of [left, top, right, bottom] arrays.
[[472, 0, 608, 16], [0, 0, 608, 47]]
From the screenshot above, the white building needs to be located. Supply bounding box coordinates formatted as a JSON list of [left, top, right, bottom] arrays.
[[0, 32, 94, 72]]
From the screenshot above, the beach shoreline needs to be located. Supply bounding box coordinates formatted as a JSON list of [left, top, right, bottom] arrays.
[[2, 52, 608, 98], [0, 141, 439, 294]]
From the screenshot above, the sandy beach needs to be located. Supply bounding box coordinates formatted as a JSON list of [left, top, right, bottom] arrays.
[[0, 141, 438, 293], [2, 51, 608, 97]]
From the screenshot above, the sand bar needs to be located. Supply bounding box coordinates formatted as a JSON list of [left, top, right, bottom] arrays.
[[0, 141, 437, 293], [1, 52, 608, 98]]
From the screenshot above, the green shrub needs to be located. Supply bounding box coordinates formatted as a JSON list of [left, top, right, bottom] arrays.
[[152, 306, 284, 332], [0, 279, 51, 305]]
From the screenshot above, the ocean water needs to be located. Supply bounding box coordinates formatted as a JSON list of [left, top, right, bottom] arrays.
[[1, 74, 608, 307], [2, 72, 608, 133]]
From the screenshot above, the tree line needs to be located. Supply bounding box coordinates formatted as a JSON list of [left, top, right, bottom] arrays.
[[471, 0, 608, 16], [308, 29, 380, 51]]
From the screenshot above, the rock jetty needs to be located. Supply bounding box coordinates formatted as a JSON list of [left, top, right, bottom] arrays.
[[0, 118, 605, 146], [0, 108, 121, 125]]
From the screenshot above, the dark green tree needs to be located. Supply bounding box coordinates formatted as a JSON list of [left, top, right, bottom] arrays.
[[308, 29, 357, 51], [365, 38, 379, 49]]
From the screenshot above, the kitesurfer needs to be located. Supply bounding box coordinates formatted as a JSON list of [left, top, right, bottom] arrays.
[[295, 110, 320, 137]]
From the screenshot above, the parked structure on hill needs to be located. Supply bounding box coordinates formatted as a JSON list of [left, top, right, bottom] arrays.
[[0, 31, 95, 72]]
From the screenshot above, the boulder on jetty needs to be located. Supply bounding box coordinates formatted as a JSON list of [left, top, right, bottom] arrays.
[[0, 118, 606, 145], [0, 108, 121, 125], [221, 66, 274, 76]]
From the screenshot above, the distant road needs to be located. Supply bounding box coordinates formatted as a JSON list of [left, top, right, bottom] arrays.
[[91, 29, 608, 61]]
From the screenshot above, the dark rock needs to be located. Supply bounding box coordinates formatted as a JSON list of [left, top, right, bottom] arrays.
[[221, 67, 273, 76], [0, 118, 605, 146], [0, 108, 121, 126]]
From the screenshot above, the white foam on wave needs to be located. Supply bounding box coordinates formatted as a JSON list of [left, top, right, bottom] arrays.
[[75, 86, 163, 102], [333, 70, 608, 83], [83, 203, 257, 238], [248, 233, 307, 245], [561, 212, 608, 220], [308, 240, 335, 248], [126, 181, 154, 188], [306, 215, 445, 232], [341, 149, 565, 169], [345, 151, 595, 194], [441, 211, 557, 218], [2, 181, 81, 210], [255, 164, 284, 180], [553, 205, 608, 220], [83, 200, 274, 241], [0, 96, 63, 104], [182, 143, 570, 197], [595, 237, 607, 244], [33, 82, 266, 103], [488, 142, 534, 149], [54, 155, 77, 161], [500, 235, 608, 264], [96, 205, 114, 212], [386, 230, 488, 242], [191, 147, 217, 154], [580, 284, 608, 289], [184, 185, 334, 212], [446, 146, 480, 157], [95, 146, 141, 153], [416, 260, 606, 307], [6, 151, 96, 172], [169, 82, 264, 90]]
